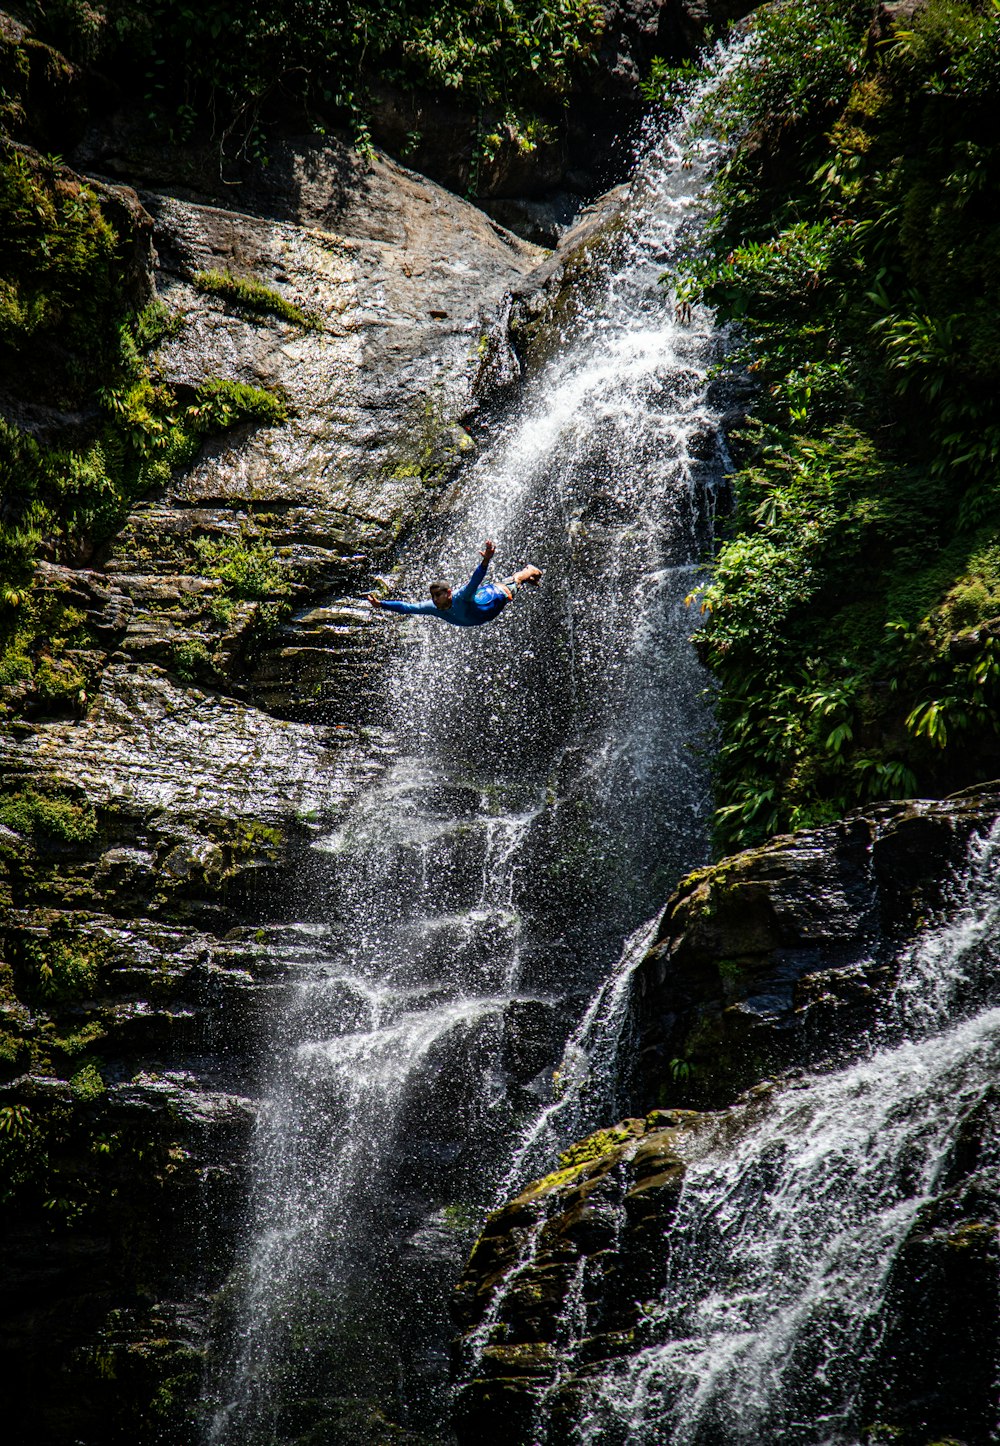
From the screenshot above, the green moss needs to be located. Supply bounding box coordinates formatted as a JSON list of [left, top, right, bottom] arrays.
[[69, 1059, 106, 1099], [524, 1161, 588, 1197], [944, 1221, 996, 1251], [557, 1124, 633, 1170], [441, 1202, 479, 1232], [386, 393, 474, 488], [0, 141, 121, 401], [52, 1019, 107, 1059], [33, 652, 87, 706], [0, 583, 98, 717], [228, 819, 284, 855], [208, 593, 238, 628], [0, 1031, 29, 1074], [0, 786, 97, 843], [193, 268, 320, 329]]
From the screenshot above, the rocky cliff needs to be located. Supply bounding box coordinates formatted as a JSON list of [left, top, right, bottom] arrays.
[[452, 786, 1000, 1445], [0, 34, 550, 1436]]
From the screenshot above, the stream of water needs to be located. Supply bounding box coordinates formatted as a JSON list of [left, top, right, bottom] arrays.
[[536, 819, 1000, 1446], [207, 83, 729, 1445]]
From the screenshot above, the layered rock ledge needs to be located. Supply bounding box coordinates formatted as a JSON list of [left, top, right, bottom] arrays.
[[453, 785, 1000, 1445]]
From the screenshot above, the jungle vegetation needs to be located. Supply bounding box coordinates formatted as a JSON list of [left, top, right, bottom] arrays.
[[24, 0, 606, 167], [671, 0, 1000, 851]]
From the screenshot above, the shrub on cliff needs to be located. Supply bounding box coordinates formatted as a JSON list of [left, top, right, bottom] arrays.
[[669, 0, 1000, 849]]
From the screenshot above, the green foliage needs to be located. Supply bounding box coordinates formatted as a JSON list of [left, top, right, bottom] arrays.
[[29, 0, 605, 176], [168, 638, 218, 685], [0, 785, 97, 843], [69, 1059, 106, 1099], [1, 365, 286, 634], [52, 1020, 107, 1059], [193, 531, 291, 600], [131, 297, 182, 349], [193, 268, 319, 329], [227, 819, 284, 855], [0, 583, 97, 717], [679, 0, 1000, 850], [185, 377, 287, 433], [0, 141, 122, 397], [0, 1102, 42, 1203], [0, 135, 289, 636], [24, 934, 103, 1002]]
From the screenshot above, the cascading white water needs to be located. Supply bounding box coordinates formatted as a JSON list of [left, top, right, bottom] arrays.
[[504, 908, 663, 1193], [565, 819, 1000, 1446], [208, 75, 731, 1443]]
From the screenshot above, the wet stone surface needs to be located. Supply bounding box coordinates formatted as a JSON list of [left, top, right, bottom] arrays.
[[0, 129, 543, 1445]]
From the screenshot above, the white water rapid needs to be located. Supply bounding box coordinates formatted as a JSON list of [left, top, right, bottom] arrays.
[[208, 82, 730, 1445], [559, 819, 1000, 1446]]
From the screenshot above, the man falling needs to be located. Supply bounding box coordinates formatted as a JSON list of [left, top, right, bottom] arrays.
[[368, 540, 541, 628]]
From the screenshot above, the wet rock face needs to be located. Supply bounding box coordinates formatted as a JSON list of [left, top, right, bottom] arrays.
[[452, 1111, 703, 1443], [866, 1086, 1000, 1445], [0, 114, 543, 1444], [92, 144, 540, 723], [452, 788, 1000, 1445], [633, 788, 1000, 1111], [454, 1090, 1000, 1446]]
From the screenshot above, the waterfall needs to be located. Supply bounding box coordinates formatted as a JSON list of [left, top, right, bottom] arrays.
[[208, 69, 730, 1444], [563, 819, 1000, 1446], [502, 908, 663, 1194]]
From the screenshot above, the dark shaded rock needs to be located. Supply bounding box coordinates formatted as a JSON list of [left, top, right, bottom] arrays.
[[633, 787, 1000, 1111], [452, 1112, 701, 1444], [0, 10, 89, 151], [862, 1086, 1000, 1445], [0, 1071, 254, 1446], [480, 192, 582, 248]]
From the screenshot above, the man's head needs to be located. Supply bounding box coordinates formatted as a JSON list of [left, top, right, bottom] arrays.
[[429, 580, 452, 610]]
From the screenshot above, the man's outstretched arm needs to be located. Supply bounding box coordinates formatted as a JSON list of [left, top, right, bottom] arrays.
[[455, 539, 495, 601], [369, 593, 439, 617]]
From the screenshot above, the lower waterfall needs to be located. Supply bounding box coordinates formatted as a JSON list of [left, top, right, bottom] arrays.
[[206, 85, 728, 1444], [531, 819, 1000, 1446]]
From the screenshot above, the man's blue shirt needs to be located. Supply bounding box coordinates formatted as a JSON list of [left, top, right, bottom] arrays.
[[380, 560, 511, 627]]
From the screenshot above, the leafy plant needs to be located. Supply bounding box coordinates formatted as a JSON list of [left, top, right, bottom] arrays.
[[676, 0, 1000, 850], [29, 0, 607, 183], [193, 531, 291, 600]]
